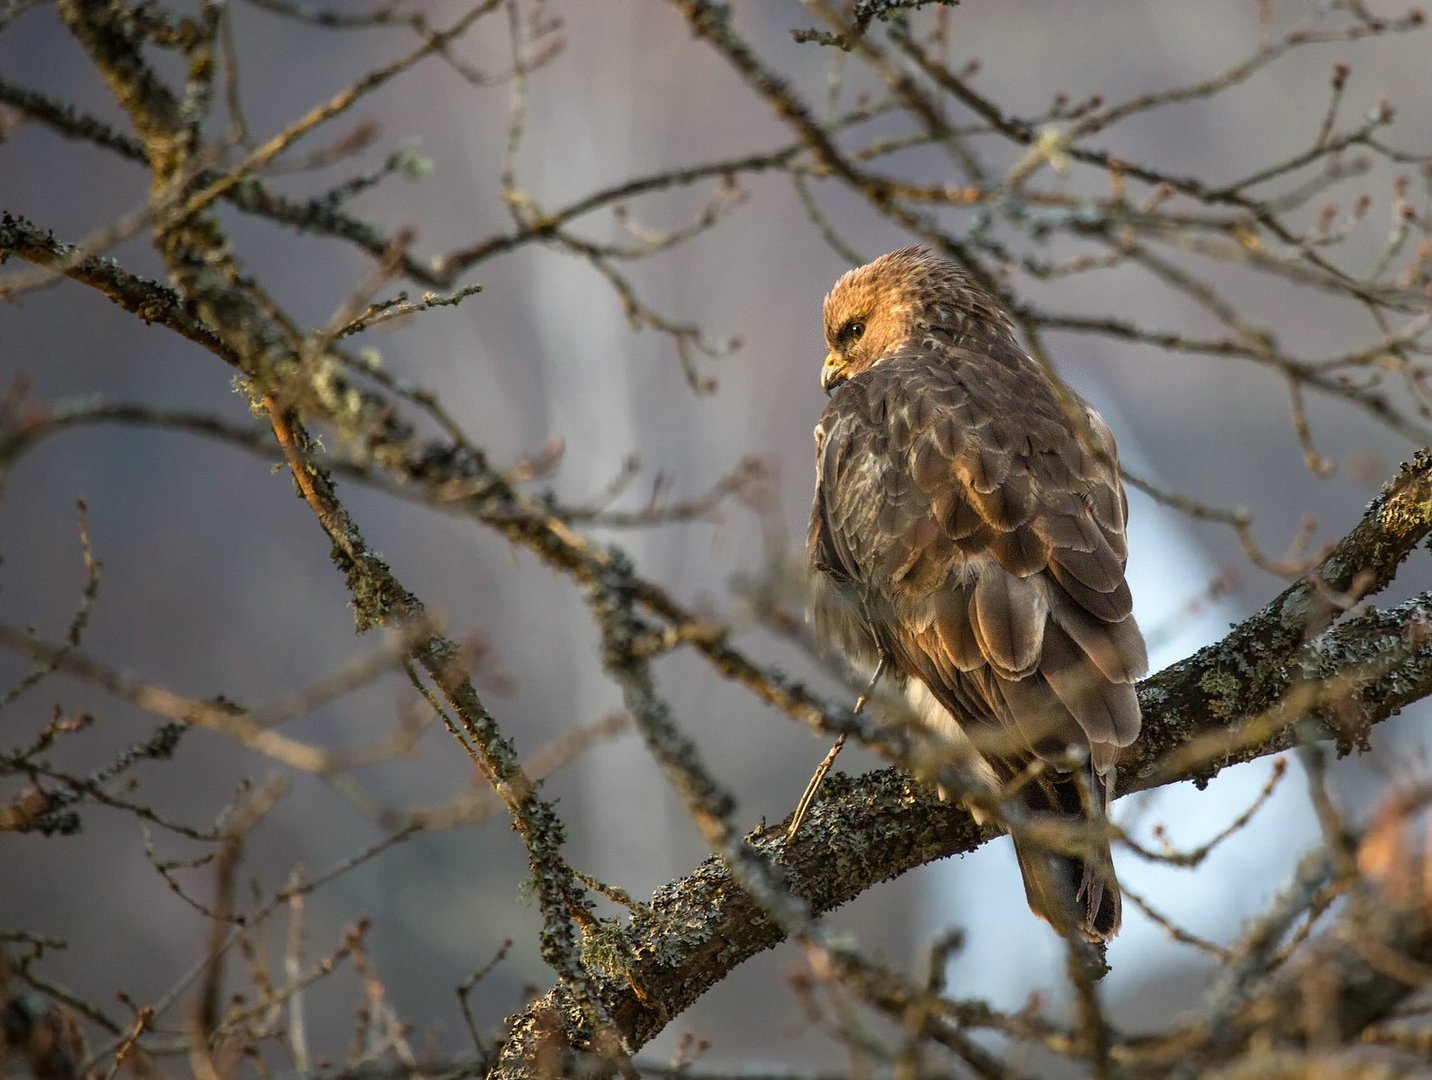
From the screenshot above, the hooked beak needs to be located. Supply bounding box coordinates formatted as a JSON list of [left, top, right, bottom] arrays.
[[821, 352, 846, 395]]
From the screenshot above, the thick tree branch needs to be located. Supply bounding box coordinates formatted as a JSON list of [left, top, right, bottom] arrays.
[[491, 454, 1432, 1072]]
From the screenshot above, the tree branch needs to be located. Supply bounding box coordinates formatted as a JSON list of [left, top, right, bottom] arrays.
[[492, 453, 1432, 1071]]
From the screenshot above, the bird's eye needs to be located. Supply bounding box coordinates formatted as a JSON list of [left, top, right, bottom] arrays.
[[839, 319, 866, 345]]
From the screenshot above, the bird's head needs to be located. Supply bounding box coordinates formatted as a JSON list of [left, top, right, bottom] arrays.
[[820, 246, 1007, 393]]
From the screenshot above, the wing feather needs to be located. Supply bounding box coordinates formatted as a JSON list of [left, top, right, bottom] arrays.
[[808, 341, 1145, 779], [1039, 624, 1141, 767], [970, 567, 1046, 677]]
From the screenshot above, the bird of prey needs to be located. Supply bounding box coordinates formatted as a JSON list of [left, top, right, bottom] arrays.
[[806, 247, 1147, 942]]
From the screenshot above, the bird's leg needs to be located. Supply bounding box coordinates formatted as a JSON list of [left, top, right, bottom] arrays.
[[785, 653, 888, 845], [851, 654, 888, 715]]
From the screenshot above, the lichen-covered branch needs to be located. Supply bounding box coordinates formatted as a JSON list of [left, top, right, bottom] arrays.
[[491, 454, 1432, 1070], [42, 0, 630, 1062]]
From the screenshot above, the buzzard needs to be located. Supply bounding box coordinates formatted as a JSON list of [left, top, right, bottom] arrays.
[[807, 247, 1147, 942]]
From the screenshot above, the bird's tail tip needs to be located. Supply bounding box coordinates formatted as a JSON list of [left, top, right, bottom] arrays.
[[1012, 834, 1122, 955]]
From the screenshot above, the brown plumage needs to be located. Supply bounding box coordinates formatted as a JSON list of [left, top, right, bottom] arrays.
[[807, 247, 1147, 942]]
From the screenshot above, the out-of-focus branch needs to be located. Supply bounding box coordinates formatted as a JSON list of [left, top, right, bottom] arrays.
[[0, 206, 900, 775], [45, 1, 630, 1063]]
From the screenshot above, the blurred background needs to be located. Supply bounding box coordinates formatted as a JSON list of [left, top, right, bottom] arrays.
[[2, 0, 1429, 1072]]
